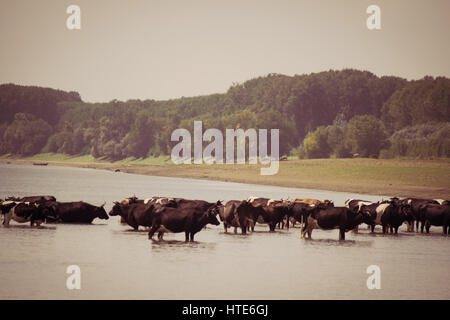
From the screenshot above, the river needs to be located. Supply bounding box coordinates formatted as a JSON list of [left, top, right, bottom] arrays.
[[0, 164, 448, 299]]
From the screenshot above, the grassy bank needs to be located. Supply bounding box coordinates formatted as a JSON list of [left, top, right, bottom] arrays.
[[1, 153, 449, 199]]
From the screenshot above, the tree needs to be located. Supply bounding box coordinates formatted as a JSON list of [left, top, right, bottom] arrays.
[[3, 113, 52, 155], [302, 126, 331, 158], [381, 77, 450, 132], [345, 115, 388, 157]]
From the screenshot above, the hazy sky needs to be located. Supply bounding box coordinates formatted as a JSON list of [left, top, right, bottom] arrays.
[[1, 0, 449, 102]]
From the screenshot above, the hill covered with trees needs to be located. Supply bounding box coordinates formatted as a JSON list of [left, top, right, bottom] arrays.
[[0, 69, 449, 159]]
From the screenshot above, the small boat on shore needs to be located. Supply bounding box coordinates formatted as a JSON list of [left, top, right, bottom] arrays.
[[33, 162, 48, 166]]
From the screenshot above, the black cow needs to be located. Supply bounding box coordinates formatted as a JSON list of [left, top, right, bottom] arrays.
[[109, 201, 160, 230], [359, 202, 381, 232], [46, 201, 109, 223], [418, 203, 450, 234], [289, 200, 334, 228], [147, 200, 222, 242], [301, 205, 373, 240], [265, 199, 293, 229], [290, 202, 318, 231], [380, 202, 413, 234], [264, 200, 292, 231], [399, 198, 439, 232]]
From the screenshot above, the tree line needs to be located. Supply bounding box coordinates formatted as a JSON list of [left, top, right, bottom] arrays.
[[0, 69, 449, 160]]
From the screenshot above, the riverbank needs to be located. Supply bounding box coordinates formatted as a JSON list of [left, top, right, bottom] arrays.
[[1, 154, 449, 199]]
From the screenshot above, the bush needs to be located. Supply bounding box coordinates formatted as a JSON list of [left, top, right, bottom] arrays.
[[385, 122, 450, 159]]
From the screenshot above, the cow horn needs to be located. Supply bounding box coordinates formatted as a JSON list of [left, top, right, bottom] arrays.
[[101, 201, 106, 207]]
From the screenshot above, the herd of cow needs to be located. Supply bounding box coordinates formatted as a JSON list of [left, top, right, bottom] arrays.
[[1, 195, 449, 241]]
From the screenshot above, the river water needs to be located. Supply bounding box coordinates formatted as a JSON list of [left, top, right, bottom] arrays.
[[0, 164, 448, 300]]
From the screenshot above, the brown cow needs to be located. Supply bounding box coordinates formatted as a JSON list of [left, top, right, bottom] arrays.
[[292, 198, 321, 205]]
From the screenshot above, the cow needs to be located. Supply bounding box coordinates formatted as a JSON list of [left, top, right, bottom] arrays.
[[301, 204, 373, 240], [381, 202, 413, 234], [292, 198, 321, 205], [289, 199, 333, 227], [120, 196, 143, 205], [399, 198, 439, 232], [434, 199, 449, 205], [116, 196, 146, 223], [360, 201, 412, 234], [45, 201, 109, 223], [235, 200, 287, 232], [345, 199, 376, 213], [235, 200, 268, 230], [2, 202, 50, 227], [19, 196, 56, 203], [1, 201, 20, 219], [246, 197, 295, 229], [418, 203, 450, 234], [345, 199, 378, 232], [109, 201, 161, 231], [147, 200, 222, 242], [247, 197, 270, 205], [291, 202, 318, 230], [111, 197, 200, 232], [266, 199, 293, 229], [144, 196, 180, 207], [220, 200, 253, 234]]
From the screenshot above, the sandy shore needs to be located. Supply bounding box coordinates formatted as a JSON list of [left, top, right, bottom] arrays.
[[2, 157, 449, 199]]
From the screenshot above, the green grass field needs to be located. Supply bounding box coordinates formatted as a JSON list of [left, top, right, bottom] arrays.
[[1, 153, 449, 199]]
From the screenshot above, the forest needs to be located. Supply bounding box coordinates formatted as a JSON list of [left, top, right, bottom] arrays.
[[0, 69, 449, 160]]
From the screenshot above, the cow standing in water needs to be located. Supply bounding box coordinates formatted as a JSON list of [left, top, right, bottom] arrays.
[[234, 199, 287, 232], [1, 201, 50, 227], [345, 199, 377, 232], [418, 203, 450, 234], [360, 200, 412, 234], [147, 200, 222, 242], [109, 200, 162, 230], [221, 200, 249, 234], [45, 201, 109, 223], [301, 204, 373, 240], [397, 198, 439, 232]]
